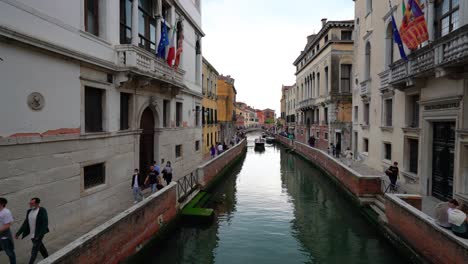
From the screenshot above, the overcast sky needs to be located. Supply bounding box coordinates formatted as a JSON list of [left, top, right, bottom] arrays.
[[201, 0, 354, 113]]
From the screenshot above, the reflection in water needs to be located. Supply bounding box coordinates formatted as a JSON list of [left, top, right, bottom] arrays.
[[129, 133, 406, 264]]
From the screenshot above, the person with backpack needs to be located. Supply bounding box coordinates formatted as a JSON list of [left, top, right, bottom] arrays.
[[385, 162, 400, 192], [162, 161, 173, 185]]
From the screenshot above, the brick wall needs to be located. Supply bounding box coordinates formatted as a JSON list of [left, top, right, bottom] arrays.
[[385, 194, 468, 264], [40, 184, 178, 264], [276, 135, 381, 197], [199, 139, 247, 188]]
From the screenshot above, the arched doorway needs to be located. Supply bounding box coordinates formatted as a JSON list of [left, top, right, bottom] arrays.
[[140, 107, 155, 175]]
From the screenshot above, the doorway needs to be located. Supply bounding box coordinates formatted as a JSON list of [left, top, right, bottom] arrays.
[[431, 122, 455, 201], [140, 107, 155, 175]]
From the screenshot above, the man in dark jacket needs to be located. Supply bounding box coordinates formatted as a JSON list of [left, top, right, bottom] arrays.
[[15, 197, 49, 264]]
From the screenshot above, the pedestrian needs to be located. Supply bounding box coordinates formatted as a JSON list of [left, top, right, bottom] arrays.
[[152, 161, 160, 175], [344, 147, 353, 167], [330, 143, 336, 156], [335, 141, 341, 158], [15, 197, 49, 264], [145, 166, 159, 193], [210, 145, 216, 159], [162, 161, 173, 185], [385, 162, 400, 192], [0, 197, 16, 264], [131, 169, 144, 204], [217, 143, 224, 155], [308, 136, 315, 147]]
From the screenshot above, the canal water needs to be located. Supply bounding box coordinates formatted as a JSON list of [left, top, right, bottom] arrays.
[[130, 133, 406, 264]]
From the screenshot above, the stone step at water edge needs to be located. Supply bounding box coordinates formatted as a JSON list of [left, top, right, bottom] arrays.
[[376, 195, 386, 203], [375, 199, 386, 211], [369, 204, 388, 223], [359, 197, 377, 205]]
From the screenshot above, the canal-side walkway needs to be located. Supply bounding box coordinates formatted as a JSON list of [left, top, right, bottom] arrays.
[[276, 135, 468, 264]]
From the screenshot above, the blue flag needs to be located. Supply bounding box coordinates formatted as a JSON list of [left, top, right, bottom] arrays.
[[391, 13, 408, 61], [157, 21, 169, 58]]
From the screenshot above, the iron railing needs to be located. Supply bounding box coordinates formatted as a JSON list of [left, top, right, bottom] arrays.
[[176, 172, 199, 202]]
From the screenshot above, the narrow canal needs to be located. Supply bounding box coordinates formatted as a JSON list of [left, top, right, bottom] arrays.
[[130, 133, 407, 264]]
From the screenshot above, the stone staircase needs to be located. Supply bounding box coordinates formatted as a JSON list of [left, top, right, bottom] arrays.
[[368, 194, 388, 223]]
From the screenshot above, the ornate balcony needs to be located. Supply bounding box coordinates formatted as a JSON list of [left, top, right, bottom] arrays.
[[116, 45, 185, 86], [298, 98, 316, 111], [389, 25, 468, 88], [360, 80, 370, 98]]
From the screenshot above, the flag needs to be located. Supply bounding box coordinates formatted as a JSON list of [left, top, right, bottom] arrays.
[[157, 20, 169, 58], [166, 26, 176, 67], [174, 25, 184, 70], [391, 13, 408, 61], [400, 0, 429, 50]]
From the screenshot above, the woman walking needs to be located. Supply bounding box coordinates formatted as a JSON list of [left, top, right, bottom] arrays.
[[162, 161, 173, 185]]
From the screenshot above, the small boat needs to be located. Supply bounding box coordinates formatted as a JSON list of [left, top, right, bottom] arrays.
[[265, 137, 275, 144], [255, 138, 265, 147], [261, 132, 267, 138]]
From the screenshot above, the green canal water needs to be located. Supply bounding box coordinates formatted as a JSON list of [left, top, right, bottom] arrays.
[[131, 133, 407, 264]]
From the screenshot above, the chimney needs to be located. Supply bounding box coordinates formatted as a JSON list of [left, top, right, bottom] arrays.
[[321, 18, 327, 27]]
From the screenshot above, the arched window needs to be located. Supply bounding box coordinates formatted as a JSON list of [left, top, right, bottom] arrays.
[[365, 42, 371, 80], [312, 73, 315, 98], [385, 23, 394, 68]]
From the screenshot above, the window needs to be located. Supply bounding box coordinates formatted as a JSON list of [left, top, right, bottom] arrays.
[[365, 42, 371, 80], [363, 138, 369, 152], [364, 103, 370, 125], [84, 163, 105, 189], [324, 67, 329, 95], [176, 102, 183, 127], [409, 95, 420, 128], [120, 0, 132, 44], [85, 87, 103, 133], [209, 109, 213, 124], [341, 31, 352, 40], [366, 0, 373, 14], [202, 106, 205, 125], [85, 0, 99, 36], [206, 134, 209, 147], [195, 106, 200, 126], [436, 0, 460, 38], [215, 109, 218, 124], [384, 99, 393, 127], [324, 107, 328, 124], [175, 144, 182, 158], [210, 132, 213, 145], [354, 106, 359, 122], [316, 131, 320, 138], [408, 139, 419, 174], [163, 100, 170, 127], [384, 143, 392, 160], [138, 0, 157, 52], [316, 73, 320, 96], [120, 93, 130, 130], [341, 64, 351, 93], [385, 23, 394, 67], [195, 140, 200, 151], [316, 109, 320, 124], [202, 74, 205, 95], [324, 34, 329, 43], [325, 132, 328, 140]]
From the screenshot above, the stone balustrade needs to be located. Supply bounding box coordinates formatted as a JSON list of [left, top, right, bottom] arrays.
[[389, 25, 468, 87], [116, 44, 185, 84]]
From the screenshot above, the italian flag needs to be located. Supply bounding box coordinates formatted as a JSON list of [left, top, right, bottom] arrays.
[[166, 27, 176, 67]]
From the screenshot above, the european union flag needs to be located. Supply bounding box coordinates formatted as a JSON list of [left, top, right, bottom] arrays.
[[157, 21, 169, 58], [391, 14, 408, 61]]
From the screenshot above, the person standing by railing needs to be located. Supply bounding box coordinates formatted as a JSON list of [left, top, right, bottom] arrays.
[[131, 169, 144, 204], [145, 166, 159, 193]]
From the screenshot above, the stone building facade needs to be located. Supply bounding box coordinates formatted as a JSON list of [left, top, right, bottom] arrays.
[[353, 0, 468, 202], [217, 75, 237, 144], [0, 0, 203, 253], [202, 57, 220, 155], [293, 19, 354, 151], [285, 84, 297, 134]]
